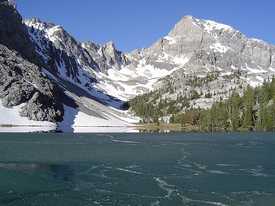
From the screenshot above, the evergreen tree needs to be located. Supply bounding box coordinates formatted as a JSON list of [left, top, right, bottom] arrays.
[[242, 86, 255, 130], [230, 92, 241, 131]]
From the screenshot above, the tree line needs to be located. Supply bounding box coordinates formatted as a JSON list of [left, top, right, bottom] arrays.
[[130, 77, 275, 132], [173, 78, 275, 132]]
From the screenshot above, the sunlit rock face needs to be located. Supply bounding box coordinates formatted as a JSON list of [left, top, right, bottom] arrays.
[[25, 13, 275, 109], [122, 16, 275, 109]]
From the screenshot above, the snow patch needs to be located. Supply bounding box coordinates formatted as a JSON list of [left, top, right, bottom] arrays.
[[173, 55, 190, 65], [250, 38, 266, 44], [95, 54, 190, 101], [0, 101, 56, 132], [163, 36, 177, 44], [24, 20, 63, 44], [203, 20, 233, 33], [95, 58, 180, 100], [210, 42, 230, 53], [248, 80, 261, 88], [243, 64, 266, 74], [231, 65, 239, 70], [58, 105, 138, 133]]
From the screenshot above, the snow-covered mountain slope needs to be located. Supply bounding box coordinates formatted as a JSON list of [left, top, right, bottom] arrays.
[[0, 1, 138, 133], [41, 70, 139, 132], [24, 18, 190, 101], [86, 16, 275, 109], [126, 16, 275, 109], [24, 15, 275, 116], [24, 18, 129, 106]]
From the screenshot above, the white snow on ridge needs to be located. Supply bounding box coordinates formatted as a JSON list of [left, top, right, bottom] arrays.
[[24, 20, 63, 44], [173, 56, 190, 65], [95, 65, 164, 101], [210, 42, 231, 53], [157, 52, 191, 66], [240, 75, 263, 88], [47, 26, 63, 42], [47, 25, 62, 36], [250, 38, 266, 44], [242, 64, 267, 74], [24, 20, 48, 32], [163, 36, 177, 45], [203, 20, 233, 33], [94, 56, 190, 101]]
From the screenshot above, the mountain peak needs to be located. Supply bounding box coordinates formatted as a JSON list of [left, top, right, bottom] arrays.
[[181, 15, 197, 21], [103, 41, 117, 53], [24, 18, 57, 32], [168, 15, 235, 37], [201, 19, 233, 33], [177, 15, 198, 25], [105, 41, 115, 48], [168, 15, 201, 37]]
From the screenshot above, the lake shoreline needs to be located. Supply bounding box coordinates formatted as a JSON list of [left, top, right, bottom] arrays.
[[0, 123, 273, 133]]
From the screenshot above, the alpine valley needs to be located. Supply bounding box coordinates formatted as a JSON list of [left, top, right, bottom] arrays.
[[1, 0, 275, 132]]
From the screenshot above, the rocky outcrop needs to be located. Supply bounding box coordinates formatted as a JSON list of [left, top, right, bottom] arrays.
[[82, 41, 128, 73], [0, 1, 63, 122], [0, 44, 64, 121], [0, 0, 42, 65]]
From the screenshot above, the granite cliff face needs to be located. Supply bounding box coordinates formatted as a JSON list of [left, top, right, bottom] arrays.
[[126, 16, 275, 109]]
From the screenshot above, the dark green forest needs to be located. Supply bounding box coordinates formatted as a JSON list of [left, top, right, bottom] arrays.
[[130, 77, 275, 132]]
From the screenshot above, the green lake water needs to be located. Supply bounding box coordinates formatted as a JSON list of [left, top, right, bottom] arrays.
[[0, 133, 274, 206]]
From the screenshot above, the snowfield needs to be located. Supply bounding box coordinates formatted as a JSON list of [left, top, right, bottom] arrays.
[[0, 101, 56, 132], [0, 101, 139, 133], [94, 55, 191, 101], [58, 105, 138, 133]]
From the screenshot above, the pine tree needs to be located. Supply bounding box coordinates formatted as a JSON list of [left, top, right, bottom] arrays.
[[229, 92, 241, 131], [242, 86, 255, 130]]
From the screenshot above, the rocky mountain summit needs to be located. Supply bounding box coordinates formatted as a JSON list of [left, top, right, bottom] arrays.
[[0, 0, 275, 131], [128, 16, 275, 111]]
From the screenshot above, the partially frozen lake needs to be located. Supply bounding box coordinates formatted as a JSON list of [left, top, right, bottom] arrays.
[[0, 133, 275, 205]]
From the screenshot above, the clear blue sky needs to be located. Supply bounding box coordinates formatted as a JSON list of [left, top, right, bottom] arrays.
[[18, 0, 274, 52]]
